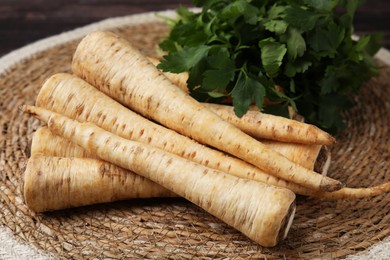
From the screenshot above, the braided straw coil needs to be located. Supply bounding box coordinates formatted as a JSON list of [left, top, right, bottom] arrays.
[[0, 11, 389, 259]]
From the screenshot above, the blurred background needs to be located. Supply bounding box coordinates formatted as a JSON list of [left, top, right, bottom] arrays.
[[0, 0, 389, 56]]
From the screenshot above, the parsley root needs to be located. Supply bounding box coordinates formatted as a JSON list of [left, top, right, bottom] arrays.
[[30, 127, 390, 201], [35, 74, 316, 195], [203, 103, 336, 145], [261, 140, 331, 176], [23, 155, 175, 212], [24, 105, 296, 247], [71, 31, 342, 192]]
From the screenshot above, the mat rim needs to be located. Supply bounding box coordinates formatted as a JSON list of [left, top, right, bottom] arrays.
[[0, 9, 389, 259]]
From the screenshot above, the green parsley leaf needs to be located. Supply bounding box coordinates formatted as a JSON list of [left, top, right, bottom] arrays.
[[303, 0, 338, 11], [259, 38, 287, 78], [267, 4, 287, 19], [308, 22, 345, 57], [264, 20, 288, 35], [220, 0, 248, 20], [202, 48, 235, 91], [286, 28, 306, 59], [158, 45, 210, 73], [284, 6, 321, 32], [159, 0, 380, 133], [231, 72, 266, 117]]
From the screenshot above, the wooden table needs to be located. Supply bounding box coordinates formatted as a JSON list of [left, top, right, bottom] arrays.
[[0, 0, 389, 56]]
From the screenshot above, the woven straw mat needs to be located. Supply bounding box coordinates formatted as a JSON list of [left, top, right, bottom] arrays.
[[0, 11, 389, 259]]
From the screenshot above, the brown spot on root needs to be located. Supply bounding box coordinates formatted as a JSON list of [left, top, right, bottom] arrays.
[[166, 158, 173, 165], [99, 114, 106, 124], [75, 104, 85, 116], [134, 146, 144, 154], [66, 94, 74, 103], [119, 77, 126, 89], [119, 85, 126, 95], [104, 137, 111, 145], [64, 176, 71, 185], [146, 96, 152, 110], [99, 162, 108, 178], [111, 117, 117, 126], [139, 129, 144, 137]]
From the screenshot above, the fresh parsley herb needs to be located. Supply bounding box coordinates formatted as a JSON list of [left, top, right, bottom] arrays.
[[158, 0, 381, 134]]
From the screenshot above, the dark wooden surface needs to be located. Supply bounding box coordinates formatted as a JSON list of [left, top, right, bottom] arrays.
[[0, 0, 389, 57]]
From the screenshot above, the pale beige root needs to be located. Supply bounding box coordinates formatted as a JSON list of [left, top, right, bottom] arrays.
[[23, 155, 175, 212], [31, 127, 97, 158], [30, 126, 175, 205], [35, 73, 320, 197], [148, 57, 189, 93], [24, 106, 296, 247], [261, 140, 331, 176], [71, 31, 342, 192], [33, 127, 390, 200], [202, 103, 335, 145], [34, 125, 327, 173], [314, 182, 390, 199]]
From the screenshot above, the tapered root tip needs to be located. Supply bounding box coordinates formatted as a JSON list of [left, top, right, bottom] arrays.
[[313, 130, 336, 146], [320, 177, 344, 192], [22, 105, 37, 116], [22, 105, 53, 125]]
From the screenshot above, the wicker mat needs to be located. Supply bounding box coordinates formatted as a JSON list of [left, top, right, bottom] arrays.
[[0, 11, 389, 259]]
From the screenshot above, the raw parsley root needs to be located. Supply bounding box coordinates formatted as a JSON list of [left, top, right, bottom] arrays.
[[23, 155, 175, 212], [72, 31, 343, 192], [33, 125, 327, 196], [24, 105, 296, 247], [34, 74, 319, 195], [202, 103, 335, 145], [158, 0, 381, 133], [260, 140, 330, 176], [29, 127, 390, 202]]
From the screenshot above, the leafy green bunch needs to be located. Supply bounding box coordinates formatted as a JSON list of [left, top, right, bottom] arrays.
[[158, 0, 381, 133]]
